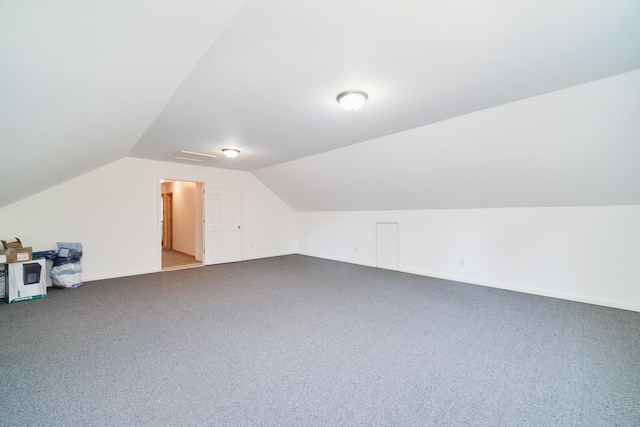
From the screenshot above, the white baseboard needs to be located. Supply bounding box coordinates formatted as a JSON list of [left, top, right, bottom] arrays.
[[242, 251, 296, 261], [297, 253, 640, 313], [84, 252, 296, 282], [297, 251, 375, 267], [84, 252, 640, 313], [401, 267, 640, 313], [84, 268, 159, 282]]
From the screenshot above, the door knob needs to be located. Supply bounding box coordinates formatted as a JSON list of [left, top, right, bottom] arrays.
[[237, 225, 241, 229]]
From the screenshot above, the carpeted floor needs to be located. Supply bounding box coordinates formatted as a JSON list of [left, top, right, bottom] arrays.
[[1, 255, 639, 426]]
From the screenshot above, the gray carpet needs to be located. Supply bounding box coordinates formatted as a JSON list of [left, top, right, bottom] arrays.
[[1, 255, 639, 426]]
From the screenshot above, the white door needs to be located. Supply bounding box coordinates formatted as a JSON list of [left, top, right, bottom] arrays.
[[376, 222, 399, 270], [205, 183, 241, 265]]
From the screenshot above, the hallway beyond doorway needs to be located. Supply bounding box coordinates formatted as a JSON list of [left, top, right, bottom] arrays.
[[162, 249, 202, 271]]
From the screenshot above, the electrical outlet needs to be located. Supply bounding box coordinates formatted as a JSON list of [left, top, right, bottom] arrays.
[[459, 259, 465, 266], [355, 247, 358, 253]]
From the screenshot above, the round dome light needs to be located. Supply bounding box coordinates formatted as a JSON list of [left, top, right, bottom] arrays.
[[222, 148, 240, 158], [336, 90, 368, 111]]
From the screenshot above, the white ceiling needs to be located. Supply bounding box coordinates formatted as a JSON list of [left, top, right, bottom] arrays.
[[255, 69, 640, 211], [2, 0, 640, 210], [130, 0, 640, 171], [0, 0, 245, 208]]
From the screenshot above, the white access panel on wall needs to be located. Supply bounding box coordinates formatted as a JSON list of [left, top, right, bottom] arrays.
[[376, 222, 399, 270], [205, 183, 241, 265]]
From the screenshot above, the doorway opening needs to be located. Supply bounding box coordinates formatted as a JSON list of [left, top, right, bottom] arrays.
[[160, 179, 204, 271]]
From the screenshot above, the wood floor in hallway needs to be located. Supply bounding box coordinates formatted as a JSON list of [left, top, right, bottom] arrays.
[[162, 249, 202, 271]]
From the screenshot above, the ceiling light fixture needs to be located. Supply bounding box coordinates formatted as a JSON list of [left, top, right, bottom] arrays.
[[222, 148, 240, 158], [336, 90, 368, 111]]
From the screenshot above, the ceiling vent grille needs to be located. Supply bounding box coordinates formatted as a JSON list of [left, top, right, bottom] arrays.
[[173, 150, 217, 162]]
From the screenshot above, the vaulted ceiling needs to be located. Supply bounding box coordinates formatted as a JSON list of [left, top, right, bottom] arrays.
[[2, 1, 640, 210], [0, 0, 246, 208]]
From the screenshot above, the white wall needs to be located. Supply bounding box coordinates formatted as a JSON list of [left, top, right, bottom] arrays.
[[0, 157, 296, 281], [255, 69, 640, 211], [297, 206, 640, 312]]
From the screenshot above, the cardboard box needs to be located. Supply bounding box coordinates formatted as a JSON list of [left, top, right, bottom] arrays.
[[0, 247, 33, 264], [5, 259, 46, 303], [1, 238, 22, 249]]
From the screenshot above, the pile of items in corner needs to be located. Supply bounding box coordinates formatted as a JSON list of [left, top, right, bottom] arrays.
[[1, 238, 83, 303]]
